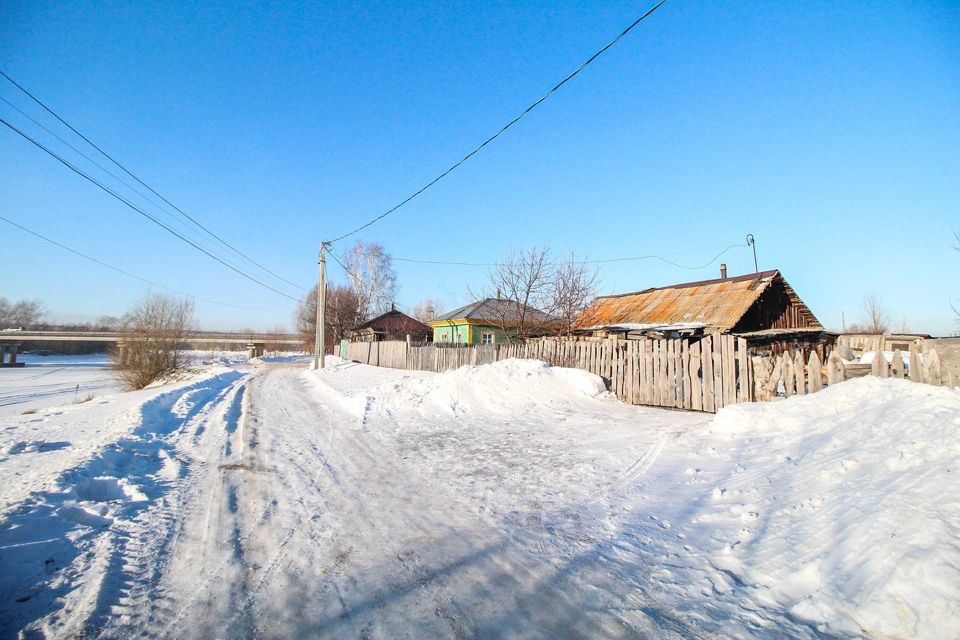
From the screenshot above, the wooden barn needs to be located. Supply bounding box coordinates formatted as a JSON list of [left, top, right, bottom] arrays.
[[575, 267, 835, 358], [350, 307, 432, 343]]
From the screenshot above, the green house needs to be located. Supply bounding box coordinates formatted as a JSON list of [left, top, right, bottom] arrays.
[[429, 298, 552, 345]]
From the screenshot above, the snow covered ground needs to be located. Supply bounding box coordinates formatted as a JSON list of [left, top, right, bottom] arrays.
[[0, 356, 957, 638], [0, 354, 118, 418]]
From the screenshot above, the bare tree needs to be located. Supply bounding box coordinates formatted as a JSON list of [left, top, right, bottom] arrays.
[[412, 298, 442, 323], [95, 315, 123, 331], [479, 247, 554, 342], [341, 241, 397, 321], [264, 324, 291, 353], [296, 284, 363, 352], [0, 297, 45, 329], [470, 247, 598, 343], [113, 293, 195, 390], [551, 254, 600, 337], [858, 292, 891, 334]]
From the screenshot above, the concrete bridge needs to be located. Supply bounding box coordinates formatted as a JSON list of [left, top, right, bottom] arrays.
[[0, 331, 303, 367]]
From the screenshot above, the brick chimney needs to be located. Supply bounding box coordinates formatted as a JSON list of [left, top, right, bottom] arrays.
[[720, 263, 727, 280]]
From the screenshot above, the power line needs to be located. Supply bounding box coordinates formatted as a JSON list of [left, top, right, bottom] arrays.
[[586, 244, 746, 269], [0, 116, 304, 301], [0, 214, 295, 309], [0, 69, 306, 292], [326, 0, 668, 244], [326, 246, 414, 314], [393, 243, 747, 269], [0, 95, 225, 249]]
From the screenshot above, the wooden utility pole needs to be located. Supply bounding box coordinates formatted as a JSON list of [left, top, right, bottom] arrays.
[[313, 243, 327, 369]]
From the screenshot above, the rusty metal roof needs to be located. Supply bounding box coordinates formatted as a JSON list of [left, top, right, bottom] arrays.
[[577, 270, 783, 332]]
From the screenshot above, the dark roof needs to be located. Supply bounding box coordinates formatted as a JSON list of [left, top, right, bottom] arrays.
[[351, 309, 431, 335], [433, 298, 552, 325], [578, 270, 821, 333]]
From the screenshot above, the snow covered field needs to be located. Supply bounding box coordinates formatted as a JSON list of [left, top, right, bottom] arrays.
[[0, 354, 118, 418], [0, 356, 958, 638]]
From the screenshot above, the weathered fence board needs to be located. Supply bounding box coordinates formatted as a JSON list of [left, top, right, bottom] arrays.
[[341, 336, 949, 414]]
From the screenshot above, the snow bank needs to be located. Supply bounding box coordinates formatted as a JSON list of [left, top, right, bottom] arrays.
[[699, 377, 960, 638], [329, 358, 609, 418]]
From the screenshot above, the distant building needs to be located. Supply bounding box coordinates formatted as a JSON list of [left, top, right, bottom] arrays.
[[429, 298, 553, 345], [350, 307, 432, 343], [576, 267, 835, 357]]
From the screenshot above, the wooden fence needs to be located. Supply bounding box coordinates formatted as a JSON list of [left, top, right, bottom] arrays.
[[343, 337, 953, 413]]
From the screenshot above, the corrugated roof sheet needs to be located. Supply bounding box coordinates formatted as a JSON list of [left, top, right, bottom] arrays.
[[577, 270, 780, 332], [433, 298, 551, 325], [352, 309, 431, 334]]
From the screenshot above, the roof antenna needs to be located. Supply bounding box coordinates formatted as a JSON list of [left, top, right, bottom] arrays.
[[746, 234, 758, 273]]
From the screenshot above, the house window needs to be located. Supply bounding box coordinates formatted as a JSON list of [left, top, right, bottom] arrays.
[[440, 333, 449, 343], [481, 333, 494, 345]]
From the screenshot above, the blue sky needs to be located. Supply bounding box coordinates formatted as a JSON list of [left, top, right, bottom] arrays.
[[1, 1, 958, 334]]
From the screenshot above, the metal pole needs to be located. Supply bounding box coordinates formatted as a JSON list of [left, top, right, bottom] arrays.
[[313, 243, 327, 369], [746, 234, 758, 273]]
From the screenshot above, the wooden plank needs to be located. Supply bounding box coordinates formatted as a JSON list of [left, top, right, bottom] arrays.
[[925, 348, 943, 386], [653, 340, 667, 407], [808, 351, 823, 392], [639, 341, 647, 405], [673, 339, 686, 409], [794, 350, 805, 394], [701, 337, 714, 412], [890, 350, 904, 379], [783, 352, 794, 398], [726, 335, 737, 406], [826, 351, 841, 386], [617, 340, 627, 400], [751, 356, 771, 402], [663, 340, 672, 407], [714, 334, 730, 408], [690, 341, 702, 411], [664, 340, 672, 408], [737, 338, 749, 403], [665, 340, 675, 408], [650, 341, 657, 405], [909, 349, 923, 383], [871, 349, 887, 378], [632, 341, 640, 405], [713, 349, 724, 410]]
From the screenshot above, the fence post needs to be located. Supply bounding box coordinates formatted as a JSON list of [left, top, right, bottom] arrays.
[[793, 350, 805, 395], [909, 349, 923, 383], [690, 341, 702, 410], [702, 337, 715, 412], [783, 352, 795, 398], [891, 350, 905, 379], [925, 349, 942, 386], [826, 350, 843, 385], [808, 351, 823, 393], [871, 349, 887, 378]]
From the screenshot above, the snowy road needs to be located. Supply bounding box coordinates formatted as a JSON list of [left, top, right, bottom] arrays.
[[101, 364, 707, 639], [2, 358, 959, 638]]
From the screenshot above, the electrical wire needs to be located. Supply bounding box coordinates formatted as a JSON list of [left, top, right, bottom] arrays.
[[0, 69, 306, 292], [0, 214, 296, 309], [325, 246, 414, 314], [0, 116, 304, 302], [0, 95, 227, 249], [393, 243, 747, 270], [325, 0, 668, 244]]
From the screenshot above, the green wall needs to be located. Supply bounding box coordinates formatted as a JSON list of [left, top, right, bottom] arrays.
[[432, 323, 515, 345], [433, 324, 467, 344]]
